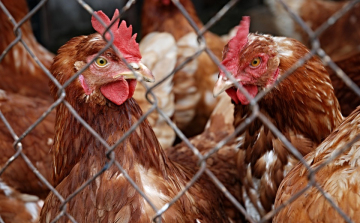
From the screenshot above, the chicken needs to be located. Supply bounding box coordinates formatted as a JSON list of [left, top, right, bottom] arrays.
[[0, 179, 43, 223], [40, 10, 230, 222], [165, 94, 245, 222], [135, 32, 177, 149], [141, 0, 225, 137], [267, 0, 360, 117], [326, 52, 360, 116], [141, 0, 203, 41], [273, 106, 360, 223], [213, 17, 343, 221], [0, 0, 55, 200], [0, 0, 54, 100], [0, 90, 54, 199], [266, 0, 360, 61]]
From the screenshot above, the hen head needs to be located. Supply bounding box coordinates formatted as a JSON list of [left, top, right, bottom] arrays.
[[213, 17, 280, 105], [50, 10, 154, 106]]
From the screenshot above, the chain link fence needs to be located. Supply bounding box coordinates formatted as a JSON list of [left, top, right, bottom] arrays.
[[0, 0, 360, 222]]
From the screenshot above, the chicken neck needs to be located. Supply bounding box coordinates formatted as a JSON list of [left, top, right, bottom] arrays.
[[52, 98, 170, 185]]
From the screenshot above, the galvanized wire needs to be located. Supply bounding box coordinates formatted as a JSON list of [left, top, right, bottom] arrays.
[[0, 0, 360, 222]]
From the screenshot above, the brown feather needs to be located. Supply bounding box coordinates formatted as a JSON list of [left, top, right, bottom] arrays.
[[267, 0, 360, 61], [166, 94, 245, 222], [274, 106, 360, 223], [0, 180, 42, 223], [0, 90, 54, 199], [0, 0, 54, 100], [141, 0, 203, 41], [0, 0, 56, 201], [326, 52, 360, 116]]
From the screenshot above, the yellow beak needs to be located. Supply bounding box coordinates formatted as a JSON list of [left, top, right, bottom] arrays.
[[213, 75, 237, 97], [113, 62, 155, 83]]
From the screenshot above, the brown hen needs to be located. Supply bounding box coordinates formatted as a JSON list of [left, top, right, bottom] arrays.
[[266, 0, 360, 117], [0, 179, 43, 223], [135, 32, 177, 149], [0, 0, 54, 100], [213, 17, 343, 221], [165, 94, 245, 222], [266, 0, 360, 61], [273, 106, 360, 223], [326, 52, 360, 116], [142, 0, 225, 137], [40, 10, 230, 222], [0, 0, 55, 200], [0, 90, 54, 199]]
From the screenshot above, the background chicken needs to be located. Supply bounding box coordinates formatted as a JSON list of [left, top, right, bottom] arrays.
[[265, 0, 360, 117], [266, 0, 360, 61], [40, 10, 230, 222], [135, 32, 177, 148], [0, 0, 54, 100], [165, 94, 245, 222], [326, 52, 360, 116], [0, 180, 43, 223], [213, 16, 343, 221], [273, 106, 360, 223], [141, 0, 225, 137], [0, 90, 54, 199], [0, 0, 55, 203]]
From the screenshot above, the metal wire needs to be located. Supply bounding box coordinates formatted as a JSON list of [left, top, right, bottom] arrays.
[[0, 0, 359, 222]]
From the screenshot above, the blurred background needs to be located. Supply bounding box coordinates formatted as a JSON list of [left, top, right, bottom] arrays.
[[27, 0, 277, 53]]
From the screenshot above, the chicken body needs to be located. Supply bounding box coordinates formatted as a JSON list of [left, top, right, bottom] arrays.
[[214, 17, 343, 221], [326, 52, 360, 116], [266, 0, 360, 61], [274, 106, 360, 223], [166, 94, 245, 222], [0, 90, 54, 199], [0, 0, 54, 100], [135, 32, 177, 149], [142, 0, 225, 137], [40, 11, 230, 222], [0, 0, 55, 203], [0, 180, 43, 223], [266, 0, 360, 117]]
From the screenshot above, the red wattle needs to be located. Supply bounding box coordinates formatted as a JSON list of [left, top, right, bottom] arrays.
[[236, 85, 258, 105], [127, 79, 137, 99], [225, 85, 258, 105], [225, 88, 240, 104], [100, 78, 137, 105]]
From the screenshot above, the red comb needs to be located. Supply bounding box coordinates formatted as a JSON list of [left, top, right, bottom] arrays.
[[220, 16, 250, 77], [91, 10, 141, 62]]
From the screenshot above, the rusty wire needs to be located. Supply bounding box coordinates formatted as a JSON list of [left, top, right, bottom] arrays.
[[0, 0, 360, 222]]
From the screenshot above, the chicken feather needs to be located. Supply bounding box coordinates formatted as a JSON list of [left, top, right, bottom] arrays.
[[0, 0, 55, 203], [0, 0, 54, 100], [136, 32, 177, 149], [274, 106, 360, 223], [266, 0, 360, 61]]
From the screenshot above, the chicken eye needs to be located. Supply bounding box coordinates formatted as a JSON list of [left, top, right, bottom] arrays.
[[95, 57, 108, 67], [250, 57, 261, 68]]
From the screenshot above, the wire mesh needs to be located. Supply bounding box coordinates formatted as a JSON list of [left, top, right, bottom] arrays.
[[0, 0, 359, 222]]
